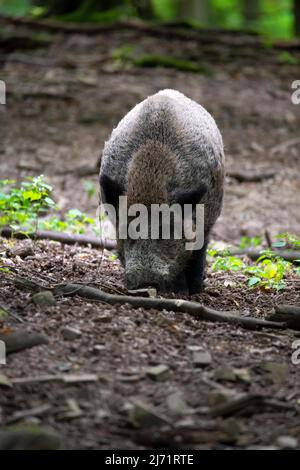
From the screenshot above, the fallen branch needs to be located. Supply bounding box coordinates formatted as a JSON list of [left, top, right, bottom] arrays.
[[1, 15, 299, 51], [215, 247, 300, 264], [0, 15, 258, 43], [0, 33, 51, 52], [264, 230, 273, 249], [267, 304, 300, 330], [15, 276, 287, 331], [11, 373, 99, 385], [0, 304, 25, 324], [0, 227, 117, 250], [270, 137, 300, 156], [211, 393, 297, 417], [227, 169, 276, 183], [7, 89, 74, 101], [0, 330, 48, 354]]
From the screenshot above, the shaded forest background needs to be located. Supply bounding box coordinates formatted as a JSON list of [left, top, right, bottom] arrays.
[[0, 0, 300, 39]]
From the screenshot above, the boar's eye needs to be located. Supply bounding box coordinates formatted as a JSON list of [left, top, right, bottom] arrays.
[[170, 183, 208, 207], [100, 173, 124, 208]]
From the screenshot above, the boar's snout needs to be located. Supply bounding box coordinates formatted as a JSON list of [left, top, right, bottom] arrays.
[[125, 272, 163, 291]]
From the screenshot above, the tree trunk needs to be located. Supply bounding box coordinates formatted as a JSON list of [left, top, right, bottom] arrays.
[[242, 0, 260, 28], [132, 0, 155, 20], [35, 0, 123, 16], [295, 0, 300, 37], [38, 0, 82, 15], [177, 0, 210, 25]]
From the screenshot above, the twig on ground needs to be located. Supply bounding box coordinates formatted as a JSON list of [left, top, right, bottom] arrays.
[[269, 137, 300, 156], [0, 304, 25, 324], [0, 227, 117, 250], [267, 304, 300, 330], [0, 15, 261, 44], [216, 247, 300, 264], [264, 230, 273, 249], [227, 169, 276, 183], [14, 276, 287, 331]]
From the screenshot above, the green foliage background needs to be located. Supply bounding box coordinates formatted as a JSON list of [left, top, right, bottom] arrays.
[[0, 0, 296, 39]]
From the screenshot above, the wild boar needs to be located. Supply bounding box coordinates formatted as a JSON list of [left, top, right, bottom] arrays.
[[100, 89, 224, 294]]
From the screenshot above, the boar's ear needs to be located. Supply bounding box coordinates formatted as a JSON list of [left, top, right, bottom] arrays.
[[100, 174, 124, 208], [170, 183, 208, 207]]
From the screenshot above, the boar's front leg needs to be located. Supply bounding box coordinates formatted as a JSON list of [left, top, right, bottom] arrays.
[[185, 242, 208, 294], [170, 271, 188, 294]]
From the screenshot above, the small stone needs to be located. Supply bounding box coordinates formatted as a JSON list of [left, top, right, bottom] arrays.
[[61, 326, 82, 341], [208, 390, 238, 407], [128, 288, 157, 298], [234, 368, 251, 383], [285, 111, 296, 124], [215, 366, 237, 382], [62, 374, 98, 384], [146, 364, 169, 381], [192, 351, 212, 367], [93, 345, 106, 352], [129, 400, 171, 428], [9, 243, 34, 259], [261, 362, 288, 385], [32, 291, 56, 306], [94, 314, 112, 323], [7, 404, 50, 424], [166, 392, 188, 416], [58, 399, 83, 420], [276, 435, 298, 449], [0, 374, 12, 388], [0, 330, 48, 354], [187, 345, 202, 352], [96, 409, 110, 420], [0, 425, 60, 450], [154, 313, 174, 328], [220, 418, 242, 441], [175, 417, 195, 428], [0, 308, 8, 320]]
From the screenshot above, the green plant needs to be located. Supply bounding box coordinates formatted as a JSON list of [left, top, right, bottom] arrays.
[[38, 209, 95, 234], [274, 232, 300, 249], [211, 255, 245, 272], [277, 51, 300, 65], [0, 0, 31, 16], [210, 248, 298, 290], [245, 255, 292, 290], [0, 176, 100, 236], [239, 235, 262, 249], [0, 176, 55, 231], [83, 180, 97, 199], [112, 45, 212, 74]]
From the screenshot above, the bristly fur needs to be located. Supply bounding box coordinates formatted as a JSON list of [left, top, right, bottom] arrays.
[[100, 89, 225, 293]]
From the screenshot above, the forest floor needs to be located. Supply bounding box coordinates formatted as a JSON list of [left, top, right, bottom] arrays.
[[0, 21, 300, 449]]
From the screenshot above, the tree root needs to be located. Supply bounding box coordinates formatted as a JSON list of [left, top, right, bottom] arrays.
[[1, 15, 299, 51], [0, 227, 117, 250], [14, 276, 288, 331], [215, 247, 300, 264], [267, 304, 300, 330], [227, 169, 276, 183]]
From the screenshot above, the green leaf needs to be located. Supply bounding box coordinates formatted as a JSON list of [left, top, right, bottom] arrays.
[[0, 307, 8, 320], [22, 191, 42, 201], [44, 197, 55, 206], [0, 0, 31, 16], [248, 277, 261, 287], [272, 241, 286, 248]]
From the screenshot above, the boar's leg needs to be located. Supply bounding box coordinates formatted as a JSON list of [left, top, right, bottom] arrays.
[[170, 271, 188, 294], [185, 243, 208, 294]]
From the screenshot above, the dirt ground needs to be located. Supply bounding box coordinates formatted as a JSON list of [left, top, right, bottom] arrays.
[[0, 22, 300, 449]]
